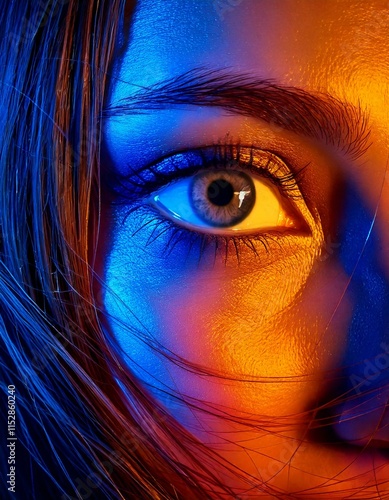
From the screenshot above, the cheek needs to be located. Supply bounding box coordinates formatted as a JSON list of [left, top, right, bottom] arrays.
[[101, 208, 351, 421], [149, 258, 352, 417]]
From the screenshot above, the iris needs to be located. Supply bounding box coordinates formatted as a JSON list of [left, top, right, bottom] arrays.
[[190, 170, 255, 227]]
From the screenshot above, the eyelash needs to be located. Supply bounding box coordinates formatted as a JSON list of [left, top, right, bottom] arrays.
[[134, 212, 291, 265], [112, 142, 307, 264]]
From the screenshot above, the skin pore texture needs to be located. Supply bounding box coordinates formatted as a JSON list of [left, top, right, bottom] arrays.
[[97, 0, 389, 497]]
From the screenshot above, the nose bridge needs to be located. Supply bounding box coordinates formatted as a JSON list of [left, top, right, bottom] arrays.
[[332, 184, 389, 445]]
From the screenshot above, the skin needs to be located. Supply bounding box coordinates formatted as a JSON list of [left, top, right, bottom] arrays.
[[97, 0, 389, 497]]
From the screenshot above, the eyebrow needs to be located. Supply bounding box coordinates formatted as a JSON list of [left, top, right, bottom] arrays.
[[102, 68, 371, 160]]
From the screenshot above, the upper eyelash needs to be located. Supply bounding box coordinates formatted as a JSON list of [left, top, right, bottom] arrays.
[[108, 142, 307, 204]]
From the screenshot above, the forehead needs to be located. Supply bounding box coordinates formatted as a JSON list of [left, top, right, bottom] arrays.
[[115, 0, 389, 89]]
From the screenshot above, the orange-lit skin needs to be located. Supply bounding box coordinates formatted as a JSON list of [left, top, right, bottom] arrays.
[[98, 0, 389, 497]]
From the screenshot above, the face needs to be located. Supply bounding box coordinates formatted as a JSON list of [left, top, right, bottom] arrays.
[[97, 0, 389, 496]]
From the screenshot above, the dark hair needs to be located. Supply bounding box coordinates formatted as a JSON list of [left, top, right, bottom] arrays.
[[0, 2, 235, 498]]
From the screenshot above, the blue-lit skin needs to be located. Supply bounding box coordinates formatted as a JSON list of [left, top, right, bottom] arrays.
[[334, 182, 389, 444], [97, 0, 389, 495]]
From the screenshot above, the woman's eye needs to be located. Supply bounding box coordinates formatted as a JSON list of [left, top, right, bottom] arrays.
[[149, 168, 299, 234]]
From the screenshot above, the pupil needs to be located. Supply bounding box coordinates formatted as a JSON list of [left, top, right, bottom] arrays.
[[207, 179, 234, 207]]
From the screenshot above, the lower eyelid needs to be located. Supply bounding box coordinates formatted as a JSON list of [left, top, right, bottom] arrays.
[[122, 202, 314, 269]]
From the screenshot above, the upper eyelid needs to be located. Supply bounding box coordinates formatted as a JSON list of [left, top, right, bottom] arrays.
[[118, 144, 300, 183], [106, 145, 307, 215], [116, 145, 302, 188]]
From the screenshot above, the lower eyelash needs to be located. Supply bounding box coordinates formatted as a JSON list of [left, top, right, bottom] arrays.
[[131, 207, 282, 266]]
